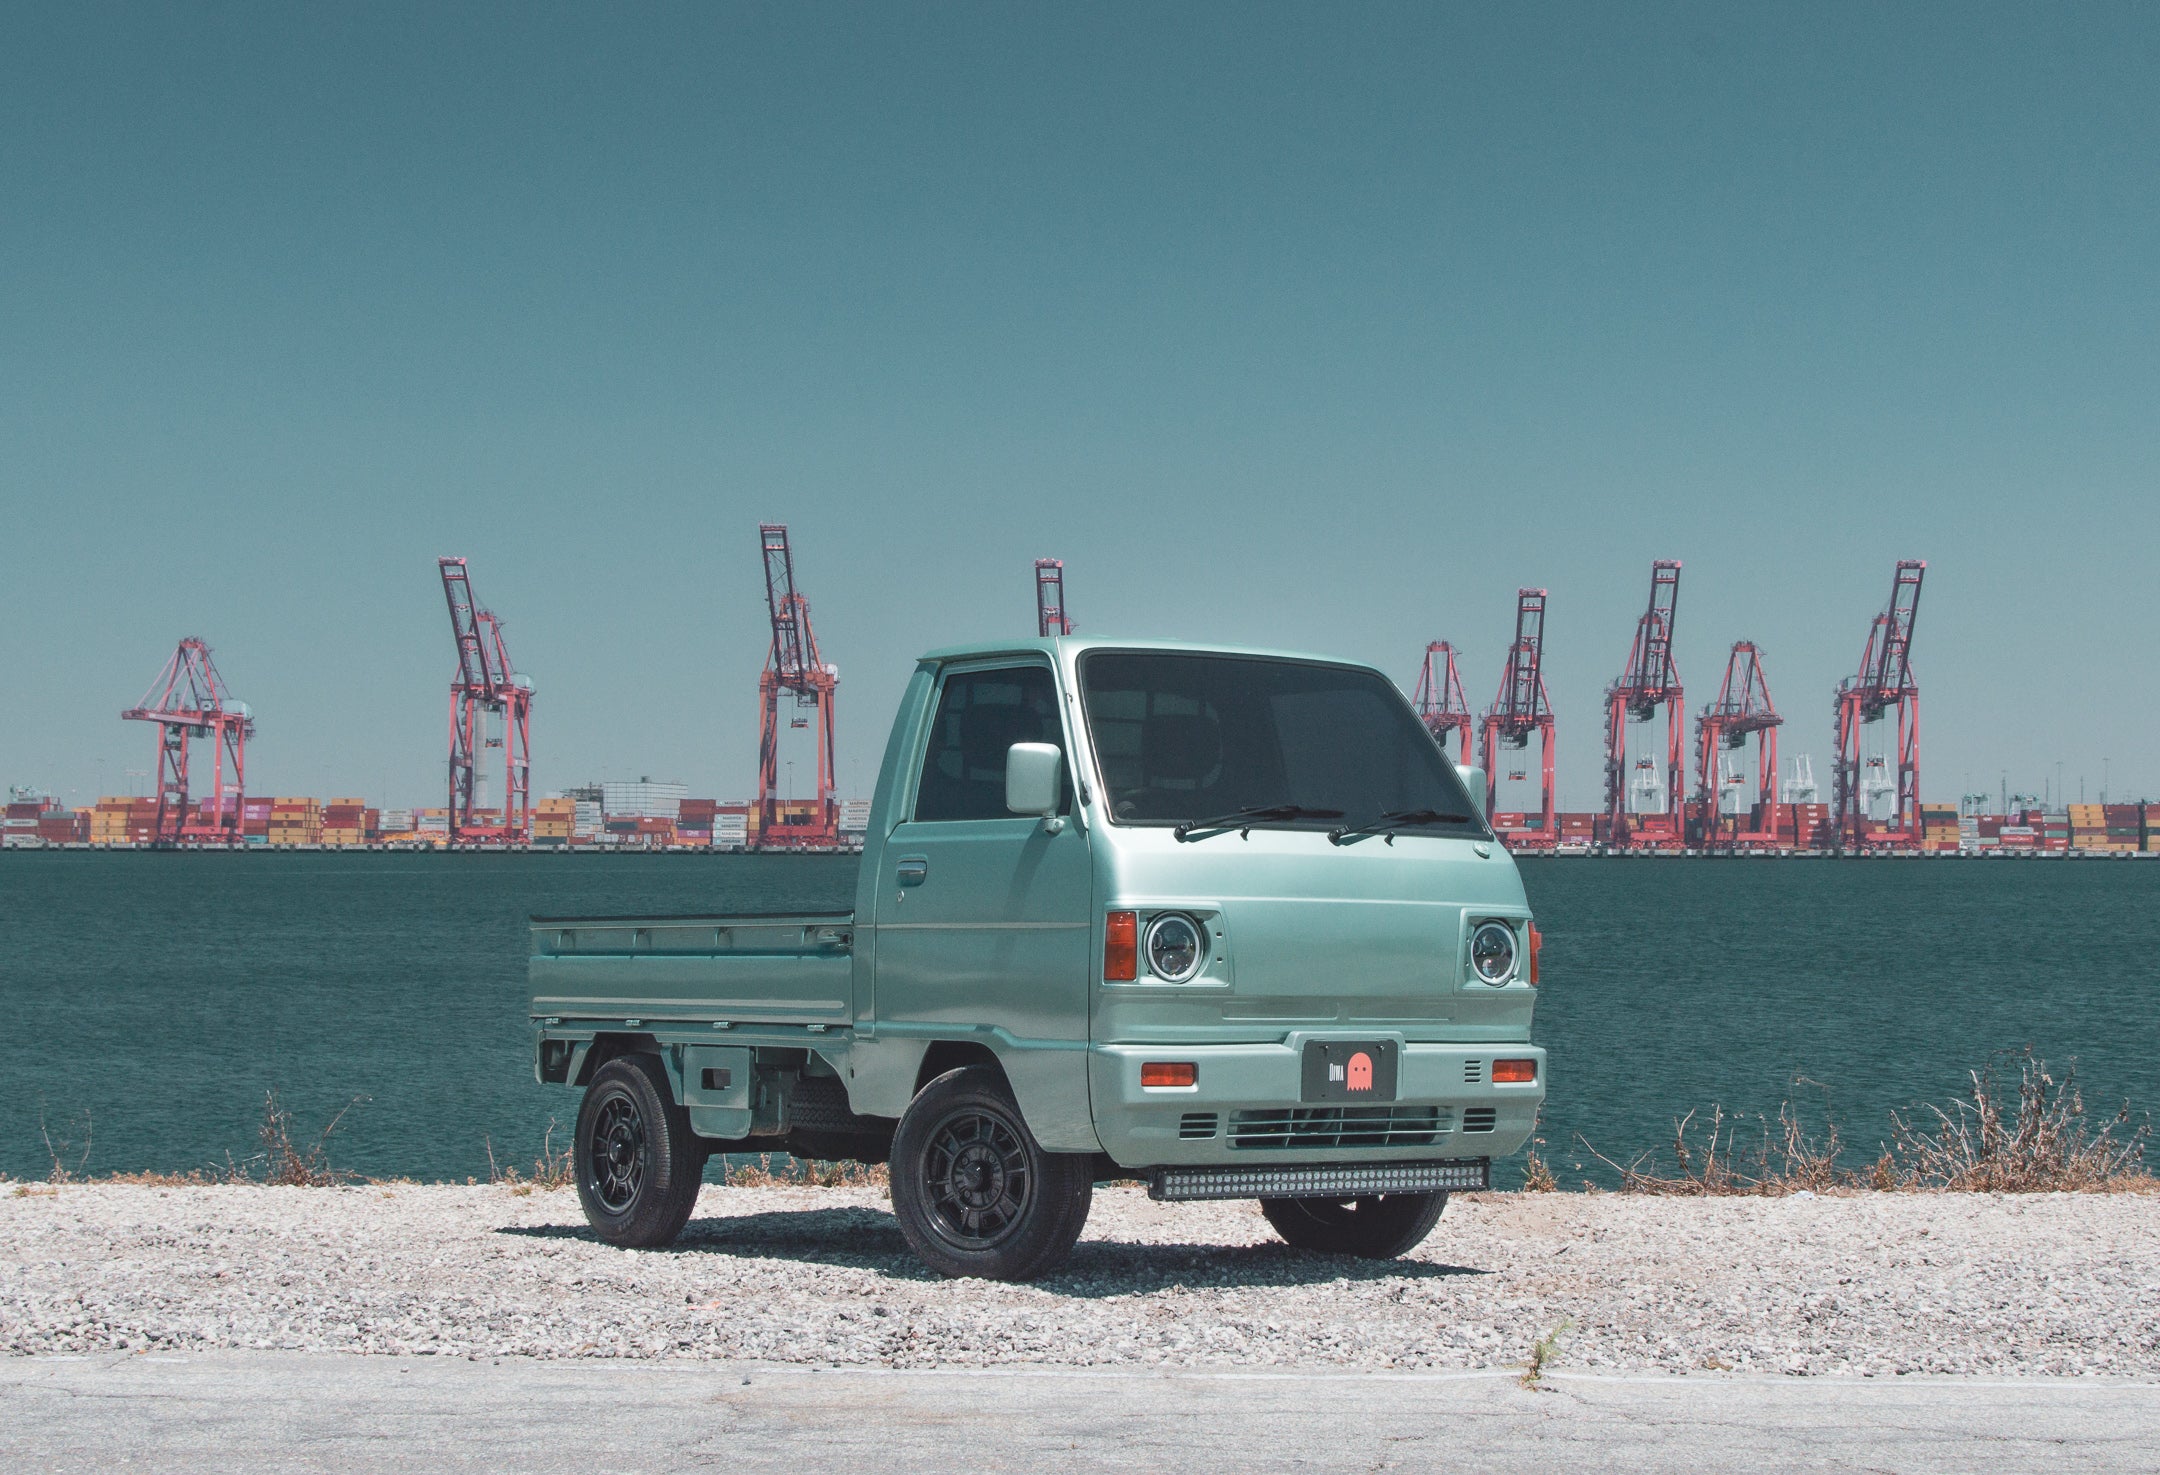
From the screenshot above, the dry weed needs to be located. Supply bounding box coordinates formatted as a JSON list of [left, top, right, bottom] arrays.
[[1521, 1137, 1558, 1193], [1885, 1050, 2152, 1192], [1585, 1054, 2151, 1196], [723, 1153, 887, 1188], [223, 1091, 365, 1186], [1580, 1096, 1846, 1196], [487, 1121, 575, 1193], [40, 1107, 93, 1183]]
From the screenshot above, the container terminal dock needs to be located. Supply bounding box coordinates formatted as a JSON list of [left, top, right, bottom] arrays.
[[4, 535, 2148, 859]]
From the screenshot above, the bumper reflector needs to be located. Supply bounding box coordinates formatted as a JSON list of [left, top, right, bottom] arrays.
[[1492, 1058, 1538, 1084], [1141, 1061, 1197, 1088], [1148, 1158, 1490, 1202]]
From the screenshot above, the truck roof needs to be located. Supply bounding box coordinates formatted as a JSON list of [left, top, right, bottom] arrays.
[[917, 635, 1376, 668]]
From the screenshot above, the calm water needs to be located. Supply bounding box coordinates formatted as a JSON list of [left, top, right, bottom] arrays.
[[1, 852, 2153, 1185]]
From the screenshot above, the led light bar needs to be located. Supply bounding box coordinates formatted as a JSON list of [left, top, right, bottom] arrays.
[[1148, 1158, 1490, 1202]]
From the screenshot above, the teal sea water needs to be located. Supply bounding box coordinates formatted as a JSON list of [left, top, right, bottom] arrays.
[[1, 852, 2152, 1185]]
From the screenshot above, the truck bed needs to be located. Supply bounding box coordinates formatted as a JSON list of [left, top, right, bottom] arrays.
[[529, 911, 855, 1028]]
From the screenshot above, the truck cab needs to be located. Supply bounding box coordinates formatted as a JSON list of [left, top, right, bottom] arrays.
[[532, 638, 1544, 1280]]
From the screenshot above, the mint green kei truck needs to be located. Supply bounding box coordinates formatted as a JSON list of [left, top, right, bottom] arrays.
[[530, 640, 1545, 1281]]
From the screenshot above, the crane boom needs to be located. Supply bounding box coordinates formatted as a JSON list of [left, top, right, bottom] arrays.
[[439, 558, 493, 697]]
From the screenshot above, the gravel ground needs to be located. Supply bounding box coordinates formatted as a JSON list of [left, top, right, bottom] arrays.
[[3, 1182, 2155, 1376]]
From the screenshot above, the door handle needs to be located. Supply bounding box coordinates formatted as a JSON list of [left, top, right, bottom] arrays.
[[896, 857, 929, 886]]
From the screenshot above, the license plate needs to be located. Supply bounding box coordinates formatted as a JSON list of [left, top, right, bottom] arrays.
[[1300, 1040, 1399, 1102]]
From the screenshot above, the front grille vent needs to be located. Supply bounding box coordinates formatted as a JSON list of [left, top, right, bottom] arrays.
[[1230, 1106, 1451, 1150], [1178, 1112, 1219, 1140], [1464, 1060, 1484, 1084], [1462, 1107, 1497, 1133]]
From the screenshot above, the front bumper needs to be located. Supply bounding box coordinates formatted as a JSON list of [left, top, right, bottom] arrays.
[[1091, 1038, 1544, 1170]]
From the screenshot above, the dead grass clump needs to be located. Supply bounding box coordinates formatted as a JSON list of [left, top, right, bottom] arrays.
[[724, 1153, 887, 1188], [487, 1121, 576, 1194], [244, 1091, 364, 1186], [1521, 1137, 1558, 1193], [1586, 1053, 2151, 1196], [1581, 1096, 1847, 1197], [40, 1108, 94, 1183], [1885, 1051, 2153, 1193]]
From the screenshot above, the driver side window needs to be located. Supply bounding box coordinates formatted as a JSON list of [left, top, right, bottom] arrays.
[[913, 665, 1070, 822]]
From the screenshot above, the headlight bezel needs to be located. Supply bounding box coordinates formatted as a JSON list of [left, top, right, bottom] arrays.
[[1144, 912, 1206, 983], [1468, 920, 1519, 985]]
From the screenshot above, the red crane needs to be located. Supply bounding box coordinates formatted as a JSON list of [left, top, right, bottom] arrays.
[[1478, 590, 1556, 841], [1833, 560, 1925, 853], [1602, 560, 1685, 850], [755, 524, 839, 849], [121, 638, 253, 845], [1412, 641, 1473, 764], [1034, 558, 1075, 636], [1693, 641, 1782, 852], [438, 558, 533, 846]]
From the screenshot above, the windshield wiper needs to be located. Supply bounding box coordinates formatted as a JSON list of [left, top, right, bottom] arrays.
[[1173, 804, 1345, 841], [1327, 809, 1479, 846]]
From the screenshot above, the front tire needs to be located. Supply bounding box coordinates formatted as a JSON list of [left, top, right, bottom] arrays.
[[889, 1066, 1093, 1281], [1260, 1191, 1448, 1259], [574, 1054, 704, 1248]]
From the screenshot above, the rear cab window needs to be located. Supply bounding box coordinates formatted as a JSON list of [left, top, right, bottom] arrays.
[[913, 664, 1073, 822]]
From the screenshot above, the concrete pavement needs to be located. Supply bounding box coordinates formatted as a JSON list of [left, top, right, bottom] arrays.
[[3, 1353, 2156, 1473]]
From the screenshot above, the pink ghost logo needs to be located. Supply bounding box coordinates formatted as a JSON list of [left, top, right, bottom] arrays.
[[1347, 1052, 1374, 1092]]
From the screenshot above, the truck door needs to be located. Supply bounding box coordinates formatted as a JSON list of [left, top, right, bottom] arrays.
[[872, 659, 1096, 1151]]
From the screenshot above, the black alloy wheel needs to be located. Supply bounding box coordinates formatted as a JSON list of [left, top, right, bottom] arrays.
[[1259, 1191, 1449, 1259], [922, 1105, 1033, 1250], [890, 1066, 1093, 1281], [573, 1054, 705, 1249], [588, 1093, 646, 1213]]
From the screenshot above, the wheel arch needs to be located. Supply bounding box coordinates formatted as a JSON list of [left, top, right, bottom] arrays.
[[575, 1032, 660, 1087], [913, 1039, 1007, 1097]]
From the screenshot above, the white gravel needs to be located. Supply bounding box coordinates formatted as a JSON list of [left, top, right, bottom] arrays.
[[3, 1182, 2155, 1376]]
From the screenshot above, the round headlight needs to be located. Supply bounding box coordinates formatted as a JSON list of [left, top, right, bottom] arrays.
[[1470, 922, 1517, 984], [1145, 913, 1205, 982]]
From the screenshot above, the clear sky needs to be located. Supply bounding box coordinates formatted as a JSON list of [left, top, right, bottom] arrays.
[[5, 3, 2157, 812]]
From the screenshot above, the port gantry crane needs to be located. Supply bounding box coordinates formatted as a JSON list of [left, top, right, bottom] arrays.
[[1034, 558, 1075, 636], [1412, 641, 1473, 765], [122, 638, 254, 845], [438, 557, 533, 847], [755, 524, 840, 850], [1693, 641, 1782, 853], [1478, 590, 1557, 843], [1832, 559, 1925, 854], [1601, 560, 1685, 851]]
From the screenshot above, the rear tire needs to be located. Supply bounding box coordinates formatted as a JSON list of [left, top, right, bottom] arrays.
[[1259, 1191, 1448, 1259], [574, 1054, 704, 1248], [889, 1066, 1093, 1281]]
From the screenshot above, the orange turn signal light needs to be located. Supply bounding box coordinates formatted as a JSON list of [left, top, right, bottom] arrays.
[[1141, 1061, 1197, 1089], [1104, 911, 1138, 980], [1528, 923, 1542, 986], [1492, 1058, 1538, 1084]]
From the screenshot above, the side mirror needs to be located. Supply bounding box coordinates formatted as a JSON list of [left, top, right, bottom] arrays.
[[1006, 743, 1063, 818], [1455, 764, 1487, 819]]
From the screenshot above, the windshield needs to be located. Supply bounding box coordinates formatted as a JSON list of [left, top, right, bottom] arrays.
[[1078, 652, 1489, 835]]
